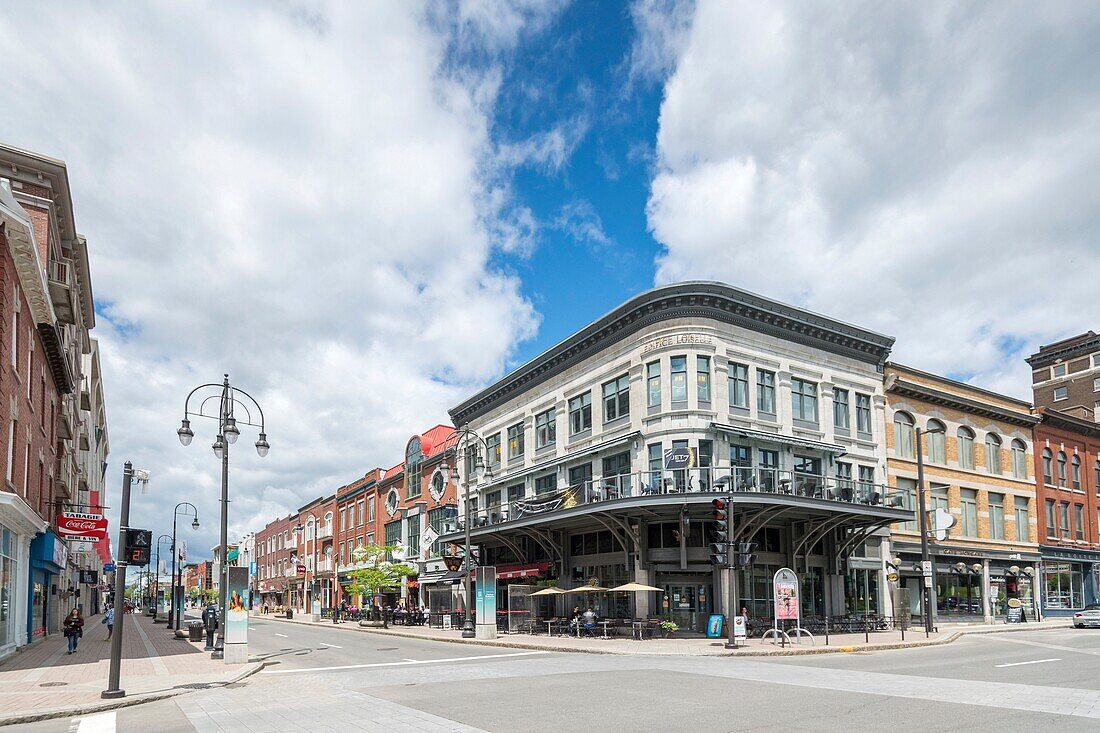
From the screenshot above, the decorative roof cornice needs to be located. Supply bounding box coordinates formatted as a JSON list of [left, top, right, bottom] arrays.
[[884, 375, 1038, 428], [1036, 407, 1100, 440], [1026, 332, 1100, 368], [450, 281, 895, 425]]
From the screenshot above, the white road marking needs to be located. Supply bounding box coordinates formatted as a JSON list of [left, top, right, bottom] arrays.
[[248, 626, 256, 630], [274, 633, 288, 638], [995, 658, 1061, 668], [76, 711, 116, 733], [975, 635, 1100, 657], [320, 642, 343, 648], [261, 650, 549, 675], [403, 658, 417, 662]]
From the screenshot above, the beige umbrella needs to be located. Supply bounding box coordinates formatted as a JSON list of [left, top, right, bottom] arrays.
[[568, 585, 608, 593], [610, 582, 662, 593], [530, 587, 566, 596]]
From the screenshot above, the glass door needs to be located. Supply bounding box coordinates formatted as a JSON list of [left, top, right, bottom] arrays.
[[663, 583, 709, 631]]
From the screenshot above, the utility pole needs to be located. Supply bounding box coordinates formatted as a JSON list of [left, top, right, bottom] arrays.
[[916, 427, 936, 636], [102, 463, 134, 699]]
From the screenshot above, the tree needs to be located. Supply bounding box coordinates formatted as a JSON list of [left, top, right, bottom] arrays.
[[346, 544, 417, 627]]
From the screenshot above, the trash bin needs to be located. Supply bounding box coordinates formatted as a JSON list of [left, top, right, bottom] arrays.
[[286, 608, 293, 619], [188, 621, 204, 642]]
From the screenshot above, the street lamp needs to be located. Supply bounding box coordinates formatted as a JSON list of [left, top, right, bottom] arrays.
[[441, 424, 489, 639], [169, 502, 200, 632], [915, 424, 945, 636], [178, 374, 269, 660], [294, 512, 321, 620]]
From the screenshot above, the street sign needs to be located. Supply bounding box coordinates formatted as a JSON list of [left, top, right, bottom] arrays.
[[932, 508, 957, 541], [921, 560, 933, 576], [79, 570, 98, 584], [103, 563, 115, 573], [124, 528, 152, 566], [296, 564, 306, 574]]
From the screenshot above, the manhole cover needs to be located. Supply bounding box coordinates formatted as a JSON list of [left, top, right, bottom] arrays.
[[39, 682, 67, 688]]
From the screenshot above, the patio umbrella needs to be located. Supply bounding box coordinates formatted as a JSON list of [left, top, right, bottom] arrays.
[[530, 587, 566, 596], [568, 585, 608, 593], [609, 582, 662, 592]]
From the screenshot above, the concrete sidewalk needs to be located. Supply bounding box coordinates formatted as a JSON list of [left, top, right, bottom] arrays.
[[257, 611, 1070, 656], [0, 611, 263, 726]]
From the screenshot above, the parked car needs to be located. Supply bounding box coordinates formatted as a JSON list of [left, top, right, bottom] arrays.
[[1073, 604, 1100, 628]]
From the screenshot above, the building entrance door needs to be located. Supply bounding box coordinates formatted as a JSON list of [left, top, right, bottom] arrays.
[[663, 583, 710, 631]]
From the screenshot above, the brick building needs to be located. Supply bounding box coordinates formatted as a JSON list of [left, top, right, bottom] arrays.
[[1028, 331, 1100, 421], [290, 494, 337, 615], [333, 470, 385, 608], [0, 144, 103, 662], [254, 514, 295, 609], [884, 364, 1040, 623], [1032, 408, 1100, 614]]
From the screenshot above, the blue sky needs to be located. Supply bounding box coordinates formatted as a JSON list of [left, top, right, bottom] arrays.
[[2, 1, 1097, 558]]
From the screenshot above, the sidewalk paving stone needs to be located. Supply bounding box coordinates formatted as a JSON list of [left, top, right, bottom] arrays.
[[0, 611, 263, 725]]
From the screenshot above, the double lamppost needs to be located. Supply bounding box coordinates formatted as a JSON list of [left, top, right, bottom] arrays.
[[177, 374, 269, 659], [440, 424, 490, 639], [169, 502, 200, 631], [294, 512, 321, 620]]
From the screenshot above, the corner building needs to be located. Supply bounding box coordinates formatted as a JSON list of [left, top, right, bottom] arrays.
[[443, 282, 909, 629]]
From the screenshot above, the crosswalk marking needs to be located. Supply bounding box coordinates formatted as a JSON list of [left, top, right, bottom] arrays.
[[76, 711, 116, 733], [261, 650, 549, 675]]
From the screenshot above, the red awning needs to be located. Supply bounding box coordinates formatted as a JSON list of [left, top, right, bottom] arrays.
[[496, 562, 549, 580]]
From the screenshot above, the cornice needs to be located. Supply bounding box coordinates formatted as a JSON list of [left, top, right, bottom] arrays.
[[1036, 407, 1100, 440], [450, 281, 895, 425], [1026, 333, 1100, 368], [885, 376, 1037, 428]]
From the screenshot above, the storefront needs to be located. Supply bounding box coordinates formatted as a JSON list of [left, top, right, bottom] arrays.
[[1040, 547, 1100, 616], [27, 531, 67, 640], [0, 494, 43, 661]]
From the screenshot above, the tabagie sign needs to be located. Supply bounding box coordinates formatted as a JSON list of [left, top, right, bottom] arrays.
[[57, 513, 107, 542]]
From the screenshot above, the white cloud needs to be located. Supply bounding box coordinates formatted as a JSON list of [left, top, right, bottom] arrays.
[[0, 1, 548, 556], [642, 0, 1100, 398]]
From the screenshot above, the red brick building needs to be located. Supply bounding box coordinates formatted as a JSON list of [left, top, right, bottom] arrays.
[[290, 493, 337, 614], [254, 514, 295, 610]]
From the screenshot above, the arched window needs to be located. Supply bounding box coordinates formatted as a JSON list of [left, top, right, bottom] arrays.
[[1071, 455, 1082, 491], [985, 433, 1003, 475], [926, 419, 946, 464], [893, 412, 915, 459], [1042, 448, 1053, 485], [957, 427, 975, 470], [324, 511, 333, 532], [1057, 452, 1068, 488], [1010, 439, 1028, 479]]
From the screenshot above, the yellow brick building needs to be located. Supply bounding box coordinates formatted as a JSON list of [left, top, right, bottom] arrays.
[[884, 364, 1040, 624]]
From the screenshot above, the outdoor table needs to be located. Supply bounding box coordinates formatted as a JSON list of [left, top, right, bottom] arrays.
[[599, 620, 612, 639], [544, 619, 563, 637], [631, 621, 647, 640]]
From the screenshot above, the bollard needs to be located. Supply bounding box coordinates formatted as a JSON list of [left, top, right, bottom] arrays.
[[824, 614, 829, 646], [864, 616, 869, 644]]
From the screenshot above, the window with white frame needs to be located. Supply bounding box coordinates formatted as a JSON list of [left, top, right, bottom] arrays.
[[893, 412, 915, 459], [1042, 448, 1054, 484], [1057, 452, 1068, 487], [833, 388, 850, 430], [791, 378, 818, 424], [855, 393, 872, 435], [728, 362, 748, 409], [647, 362, 661, 408], [1011, 439, 1028, 479], [1054, 386, 1068, 401], [926, 420, 946, 464], [1072, 455, 1082, 491], [602, 374, 630, 422], [985, 434, 1003, 474], [1052, 364, 1067, 378], [757, 369, 776, 415], [989, 493, 1005, 540], [960, 489, 978, 537], [697, 356, 711, 403], [957, 427, 975, 469]]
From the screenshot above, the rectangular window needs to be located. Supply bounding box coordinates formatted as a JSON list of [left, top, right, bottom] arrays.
[[833, 388, 850, 430], [568, 392, 592, 435], [367, 497, 374, 523], [647, 362, 661, 408], [5, 419, 13, 484], [360, 499, 367, 525], [339, 508, 346, 531], [989, 493, 1005, 540], [855, 393, 871, 434], [507, 422, 525, 459], [1060, 502, 1071, 540], [670, 356, 687, 403], [697, 356, 711, 402], [535, 408, 556, 448], [485, 433, 501, 469], [568, 462, 592, 488], [730, 444, 751, 466], [929, 485, 949, 515], [507, 484, 525, 503], [1054, 386, 1068, 401], [756, 369, 776, 415], [1075, 504, 1085, 541], [602, 451, 631, 478], [1015, 497, 1030, 542], [728, 362, 748, 409], [602, 374, 630, 422], [896, 477, 917, 531], [535, 475, 556, 495], [648, 443, 662, 483], [858, 465, 875, 497], [1094, 377, 1100, 392], [1046, 499, 1056, 538], [791, 378, 818, 423], [1052, 364, 1067, 378]]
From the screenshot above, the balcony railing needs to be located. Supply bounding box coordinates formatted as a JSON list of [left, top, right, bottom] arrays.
[[316, 558, 333, 572], [285, 537, 298, 550], [461, 468, 906, 529], [317, 524, 333, 540]]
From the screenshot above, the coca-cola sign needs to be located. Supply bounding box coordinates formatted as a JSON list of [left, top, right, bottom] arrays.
[[57, 513, 107, 542]]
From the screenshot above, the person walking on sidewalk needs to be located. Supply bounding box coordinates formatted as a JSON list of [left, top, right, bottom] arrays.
[[102, 604, 115, 640], [63, 608, 85, 654]]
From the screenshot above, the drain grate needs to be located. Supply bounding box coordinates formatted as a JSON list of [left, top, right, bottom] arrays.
[[39, 682, 68, 688]]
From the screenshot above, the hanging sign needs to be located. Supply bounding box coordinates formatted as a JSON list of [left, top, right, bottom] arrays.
[[178, 539, 188, 563], [664, 447, 697, 470], [58, 513, 107, 542]]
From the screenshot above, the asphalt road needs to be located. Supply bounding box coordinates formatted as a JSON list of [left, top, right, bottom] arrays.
[[13, 617, 1100, 732]]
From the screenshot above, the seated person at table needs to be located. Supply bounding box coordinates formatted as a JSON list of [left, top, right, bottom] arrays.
[[582, 607, 597, 636]]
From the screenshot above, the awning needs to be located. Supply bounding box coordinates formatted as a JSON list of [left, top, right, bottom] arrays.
[[419, 569, 467, 585], [711, 423, 847, 455], [496, 562, 549, 580]]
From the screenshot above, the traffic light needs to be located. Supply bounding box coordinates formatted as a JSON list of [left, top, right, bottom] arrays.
[[125, 528, 152, 566], [736, 541, 757, 567], [710, 497, 729, 566]]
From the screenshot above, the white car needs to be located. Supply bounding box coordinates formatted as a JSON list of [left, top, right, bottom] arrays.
[[1073, 604, 1100, 628]]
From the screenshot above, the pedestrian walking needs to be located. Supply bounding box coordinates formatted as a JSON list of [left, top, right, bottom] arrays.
[[332, 601, 340, 624], [102, 604, 115, 639], [63, 608, 84, 654]]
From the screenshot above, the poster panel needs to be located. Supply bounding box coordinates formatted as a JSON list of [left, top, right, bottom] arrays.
[[225, 566, 250, 644], [773, 567, 800, 621]]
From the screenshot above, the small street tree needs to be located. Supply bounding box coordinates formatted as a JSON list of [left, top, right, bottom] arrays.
[[346, 544, 417, 628]]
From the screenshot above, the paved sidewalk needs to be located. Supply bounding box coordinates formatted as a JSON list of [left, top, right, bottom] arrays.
[[257, 611, 1069, 656], [0, 611, 262, 725]]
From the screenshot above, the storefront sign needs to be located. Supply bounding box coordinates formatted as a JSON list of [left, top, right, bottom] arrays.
[[664, 447, 697, 470], [641, 334, 713, 355], [733, 615, 748, 640], [706, 614, 724, 638], [1005, 598, 1025, 623], [773, 567, 799, 621], [79, 570, 98, 585], [57, 513, 107, 542], [296, 564, 306, 574]]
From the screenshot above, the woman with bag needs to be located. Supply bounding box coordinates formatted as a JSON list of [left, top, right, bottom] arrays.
[[63, 608, 85, 654]]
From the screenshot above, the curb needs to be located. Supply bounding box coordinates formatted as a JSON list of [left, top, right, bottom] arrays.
[[258, 613, 1070, 657], [0, 660, 266, 727]]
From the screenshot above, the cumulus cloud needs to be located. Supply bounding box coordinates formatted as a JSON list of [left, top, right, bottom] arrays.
[[641, 0, 1100, 398], [0, 1, 549, 556]]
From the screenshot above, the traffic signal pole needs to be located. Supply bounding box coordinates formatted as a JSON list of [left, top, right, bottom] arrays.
[[102, 462, 133, 699]]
